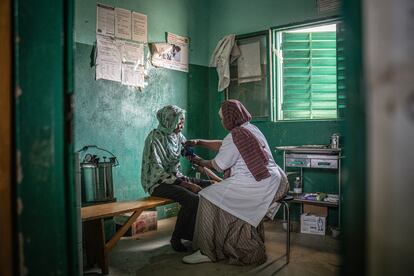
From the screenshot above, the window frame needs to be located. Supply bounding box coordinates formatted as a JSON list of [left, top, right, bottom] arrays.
[[225, 30, 273, 122], [271, 16, 343, 122]]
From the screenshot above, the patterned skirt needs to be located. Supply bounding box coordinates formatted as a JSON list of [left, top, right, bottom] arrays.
[[193, 180, 289, 265]]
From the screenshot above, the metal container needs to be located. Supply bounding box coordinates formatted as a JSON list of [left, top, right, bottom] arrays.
[[80, 162, 99, 203], [97, 160, 115, 200], [78, 146, 118, 206], [330, 134, 340, 149]]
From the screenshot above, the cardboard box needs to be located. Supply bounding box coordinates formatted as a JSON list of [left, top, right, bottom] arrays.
[[303, 204, 328, 216], [157, 203, 180, 219], [301, 213, 326, 235], [114, 211, 157, 236]]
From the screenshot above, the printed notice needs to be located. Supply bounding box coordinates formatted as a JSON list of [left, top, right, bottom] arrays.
[[132, 12, 147, 43], [121, 64, 145, 87], [96, 4, 115, 37], [115, 8, 132, 40], [121, 42, 144, 65], [96, 35, 122, 82]]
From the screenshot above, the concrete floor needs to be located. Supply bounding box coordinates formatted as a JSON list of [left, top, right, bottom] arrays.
[[84, 217, 340, 276]]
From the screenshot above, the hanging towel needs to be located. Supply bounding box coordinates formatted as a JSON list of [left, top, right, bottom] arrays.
[[209, 34, 241, 92]]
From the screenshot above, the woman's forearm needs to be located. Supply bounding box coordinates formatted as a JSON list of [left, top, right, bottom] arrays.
[[192, 156, 216, 171], [197, 140, 222, 151], [202, 167, 223, 182]]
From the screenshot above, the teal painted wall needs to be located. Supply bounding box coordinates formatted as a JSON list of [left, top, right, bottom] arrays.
[[74, 0, 210, 205], [207, 0, 338, 58]]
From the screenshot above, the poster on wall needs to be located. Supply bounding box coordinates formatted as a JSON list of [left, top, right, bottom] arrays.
[[151, 33, 189, 72], [95, 35, 122, 82], [96, 4, 115, 37], [132, 12, 147, 43], [115, 7, 132, 40]]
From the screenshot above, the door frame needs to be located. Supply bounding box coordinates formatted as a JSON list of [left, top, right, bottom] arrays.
[[0, 0, 14, 275]]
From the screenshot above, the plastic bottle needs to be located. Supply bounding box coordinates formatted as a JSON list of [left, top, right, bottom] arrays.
[[293, 176, 302, 194]]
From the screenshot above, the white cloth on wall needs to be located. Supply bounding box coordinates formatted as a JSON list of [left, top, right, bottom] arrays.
[[209, 34, 241, 92], [199, 123, 287, 227]]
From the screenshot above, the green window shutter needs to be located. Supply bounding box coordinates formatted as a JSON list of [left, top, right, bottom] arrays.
[[281, 31, 337, 120], [336, 23, 346, 118]]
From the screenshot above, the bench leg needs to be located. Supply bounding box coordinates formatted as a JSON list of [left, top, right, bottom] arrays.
[[105, 209, 143, 252], [84, 219, 109, 275]]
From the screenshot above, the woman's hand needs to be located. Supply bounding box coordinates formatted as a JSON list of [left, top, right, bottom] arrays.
[[180, 181, 202, 193], [188, 155, 203, 166], [188, 183, 202, 193], [184, 140, 199, 147]]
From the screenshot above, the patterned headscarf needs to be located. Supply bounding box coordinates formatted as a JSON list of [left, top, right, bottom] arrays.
[[156, 105, 186, 134], [221, 100, 271, 181], [141, 105, 186, 194]]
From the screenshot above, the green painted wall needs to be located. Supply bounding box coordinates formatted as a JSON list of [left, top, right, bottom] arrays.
[[74, 0, 210, 206], [207, 0, 338, 58], [205, 0, 342, 225]]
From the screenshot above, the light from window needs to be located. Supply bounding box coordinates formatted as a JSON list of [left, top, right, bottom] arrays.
[[274, 23, 339, 120]]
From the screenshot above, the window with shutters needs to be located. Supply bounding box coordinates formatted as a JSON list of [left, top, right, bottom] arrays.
[[273, 21, 345, 121]]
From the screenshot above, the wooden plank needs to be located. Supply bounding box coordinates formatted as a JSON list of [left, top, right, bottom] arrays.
[[292, 198, 338, 208], [0, 0, 13, 275], [105, 209, 143, 252], [81, 197, 172, 221]]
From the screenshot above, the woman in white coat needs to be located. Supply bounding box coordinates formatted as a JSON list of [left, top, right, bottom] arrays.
[[183, 100, 289, 265]]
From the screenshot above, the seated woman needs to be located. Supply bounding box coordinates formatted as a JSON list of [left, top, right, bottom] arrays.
[[183, 100, 289, 265], [141, 105, 211, 252]]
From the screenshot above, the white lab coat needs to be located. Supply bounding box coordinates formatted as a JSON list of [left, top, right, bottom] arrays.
[[209, 34, 241, 91], [199, 123, 286, 227]]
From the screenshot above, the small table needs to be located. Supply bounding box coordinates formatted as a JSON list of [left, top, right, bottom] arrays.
[[82, 197, 172, 275], [275, 146, 343, 228]]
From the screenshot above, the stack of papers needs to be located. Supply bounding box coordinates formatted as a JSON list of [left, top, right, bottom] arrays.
[[324, 194, 339, 203]]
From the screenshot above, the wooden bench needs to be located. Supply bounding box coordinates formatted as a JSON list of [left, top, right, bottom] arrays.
[[82, 197, 173, 275]]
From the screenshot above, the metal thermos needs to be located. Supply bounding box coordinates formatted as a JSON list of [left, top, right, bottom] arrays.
[[330, 134, 340, 149], [78, 146, 118, 206], [80, 161, 100, 203]]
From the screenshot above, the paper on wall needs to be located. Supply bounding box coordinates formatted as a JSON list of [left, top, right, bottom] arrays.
[[167, 32, 189, 68], [167, 32, 189, 47], [115, 8, 132, 40], [121, 42, 144, 65], [237, 41, 262, 84], [96, 35, 122, 82], [96, 4, 115, 37], [132, 12, 147, 43], [151, 33, 189, 72], [121, 64, 145, 87]]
